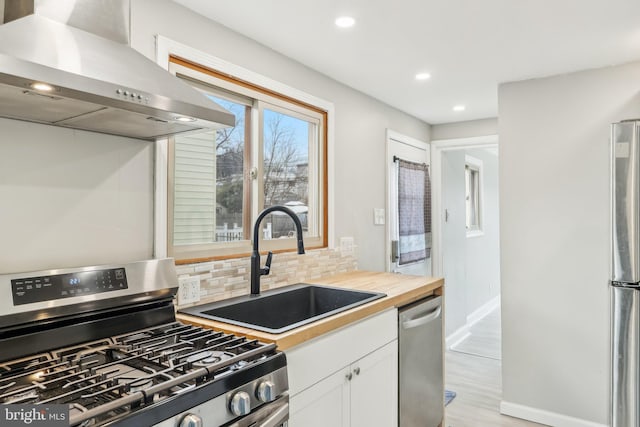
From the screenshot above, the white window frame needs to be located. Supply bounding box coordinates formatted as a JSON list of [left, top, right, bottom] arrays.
[[153, 36, 335, 260], [464, 154, 484, 238]]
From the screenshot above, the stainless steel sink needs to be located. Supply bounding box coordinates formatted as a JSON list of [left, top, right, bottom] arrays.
[[178, 283, 386, 334]]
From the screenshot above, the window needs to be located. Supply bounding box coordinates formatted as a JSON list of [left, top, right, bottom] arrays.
[[173, 95, 249, 246], [167, 58, 327, 261], [465, 155, 482, 235]]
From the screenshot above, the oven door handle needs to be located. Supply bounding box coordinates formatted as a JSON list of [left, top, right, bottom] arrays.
[[258, 401, 289, 427], [226, 395, 289, 427]]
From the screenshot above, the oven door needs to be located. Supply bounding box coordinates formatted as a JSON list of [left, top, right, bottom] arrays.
[[224, 394, 289, 427]]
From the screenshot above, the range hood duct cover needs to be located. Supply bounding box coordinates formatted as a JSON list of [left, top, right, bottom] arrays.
[[0, 0, 235, 140]]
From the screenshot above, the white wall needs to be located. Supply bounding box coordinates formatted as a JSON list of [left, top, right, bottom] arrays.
[[130, 0, 431, 272], [431, 118, 498, 141], [0, 118, 154, 273], [499, 60, 640, 425], [442, 150, 467, 336], [441, 147, 500, 337]]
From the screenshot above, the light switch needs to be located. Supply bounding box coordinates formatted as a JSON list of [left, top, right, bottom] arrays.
[[374, 208, 385, 225]]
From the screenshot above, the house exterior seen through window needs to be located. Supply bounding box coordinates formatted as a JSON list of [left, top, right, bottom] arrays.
[[173, 96, 248, 246]]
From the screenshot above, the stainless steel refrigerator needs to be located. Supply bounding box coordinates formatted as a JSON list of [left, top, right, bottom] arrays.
[[611, 120, 640, 427]]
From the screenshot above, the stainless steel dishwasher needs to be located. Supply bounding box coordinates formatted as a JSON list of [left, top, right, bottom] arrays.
[[399, 295, 444, 427]]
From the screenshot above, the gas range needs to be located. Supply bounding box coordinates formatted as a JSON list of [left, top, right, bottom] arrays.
[[0, 259, 289, 427]]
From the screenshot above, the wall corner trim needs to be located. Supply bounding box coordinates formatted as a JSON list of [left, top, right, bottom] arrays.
[[500, 401, 608, 427]]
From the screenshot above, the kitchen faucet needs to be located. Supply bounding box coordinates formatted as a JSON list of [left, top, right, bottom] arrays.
[[251, 205, 305, 295]]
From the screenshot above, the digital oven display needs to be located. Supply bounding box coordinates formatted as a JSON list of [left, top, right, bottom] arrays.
[[11, 268, 128, 305]]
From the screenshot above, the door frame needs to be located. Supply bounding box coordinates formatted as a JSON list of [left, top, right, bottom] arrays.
[[385, 129, 430, 273], [430, 134, 498, 277]]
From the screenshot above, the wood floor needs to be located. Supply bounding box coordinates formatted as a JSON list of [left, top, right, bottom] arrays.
[[444, 308, 546, 427]]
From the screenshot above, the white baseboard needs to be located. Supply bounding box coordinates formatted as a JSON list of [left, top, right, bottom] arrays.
[[445, 325, 470, 349], [467, 295, 500, 327], [500, 401, 608, 427], [446, 295, 500, 349]]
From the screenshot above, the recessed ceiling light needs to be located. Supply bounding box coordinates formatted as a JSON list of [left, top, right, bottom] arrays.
[[415, 73, 431, 81], [31, 82, 54, 92], [335, 16, 355, 28], [453, 105, 466, 112], [175, 116, 196, 122]]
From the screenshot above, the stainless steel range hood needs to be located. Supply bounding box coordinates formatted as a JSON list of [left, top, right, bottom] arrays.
[[0, 0, 234, 140]]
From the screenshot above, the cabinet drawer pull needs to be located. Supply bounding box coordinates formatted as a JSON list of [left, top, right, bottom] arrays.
[[354, 367, 360, 375], [346, 372, 353, 381]]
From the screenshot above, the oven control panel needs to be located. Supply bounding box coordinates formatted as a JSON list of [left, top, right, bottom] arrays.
[[11, 267, 128, 305]]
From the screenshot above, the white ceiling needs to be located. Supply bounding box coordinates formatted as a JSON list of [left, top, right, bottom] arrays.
[[174, 0, 640, 124]]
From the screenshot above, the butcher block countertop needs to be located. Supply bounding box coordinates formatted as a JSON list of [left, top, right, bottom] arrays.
[[176, 271, 444, 350]]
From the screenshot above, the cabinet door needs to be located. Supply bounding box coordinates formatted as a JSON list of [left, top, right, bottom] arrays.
[[289, 367, 350, 427], [350, 340, 398, 427]]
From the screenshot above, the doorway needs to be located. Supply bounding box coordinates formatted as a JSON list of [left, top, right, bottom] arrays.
[[432, 135, 507, 423], [431, 135, 500, 352]]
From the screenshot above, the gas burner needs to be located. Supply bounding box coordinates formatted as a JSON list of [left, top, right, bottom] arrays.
[[126, 377, 154, 393], [185, 350, 213, 364], [187, 350, 233, 368], [95, 363, 156, 393]]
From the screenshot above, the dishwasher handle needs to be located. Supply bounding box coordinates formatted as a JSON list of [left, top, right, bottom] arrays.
[[401, 305, 442, 330]]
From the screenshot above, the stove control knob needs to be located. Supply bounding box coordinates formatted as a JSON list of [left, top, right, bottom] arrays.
[[230, 391, 251, 416], [179, 413, 202, 427], [256, 380, 276, 402]]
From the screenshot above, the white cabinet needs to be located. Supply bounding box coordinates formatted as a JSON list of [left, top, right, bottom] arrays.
[[287, 309, 398, 427], [289, 366, 350, 427], [350, 341, 398, 427]]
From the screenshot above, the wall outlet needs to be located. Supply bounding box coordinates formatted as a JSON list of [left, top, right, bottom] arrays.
[[340, 236, 355, 253], [178, 276, 201, 305]]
